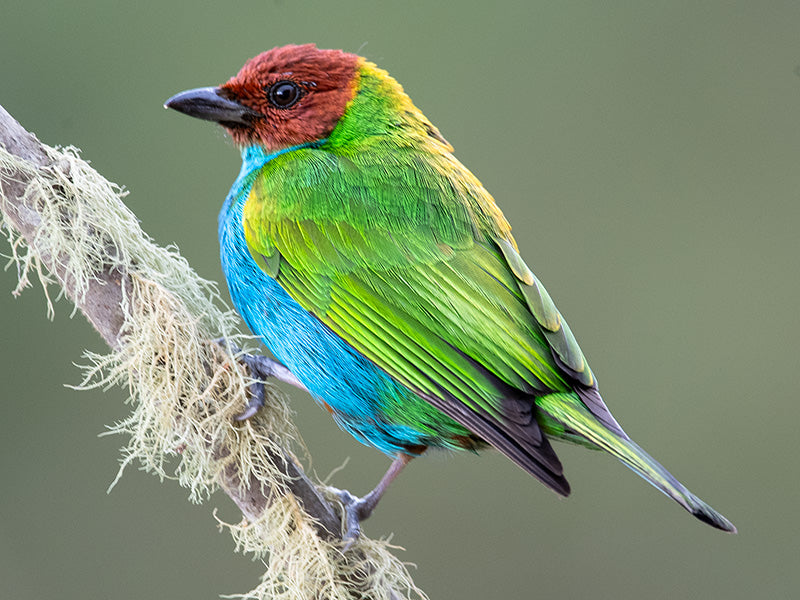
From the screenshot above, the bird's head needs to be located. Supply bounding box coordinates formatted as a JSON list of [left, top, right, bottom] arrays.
[[165, 44, 360, 151]]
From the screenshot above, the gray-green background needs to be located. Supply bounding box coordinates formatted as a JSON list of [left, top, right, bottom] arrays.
[[1, 2, 798, 598]]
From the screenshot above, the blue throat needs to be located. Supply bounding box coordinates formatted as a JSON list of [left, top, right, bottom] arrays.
[[216, 143, 433, 456]]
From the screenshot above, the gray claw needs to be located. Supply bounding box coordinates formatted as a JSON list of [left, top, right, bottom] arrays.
[[330, 487, 368, 548], [212, 338, 269, 420], [330, 486, 387, 550], [234, 380, 265, 421]]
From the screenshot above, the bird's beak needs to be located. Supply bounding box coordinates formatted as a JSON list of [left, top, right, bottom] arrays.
[[164, 86, 260, 126]]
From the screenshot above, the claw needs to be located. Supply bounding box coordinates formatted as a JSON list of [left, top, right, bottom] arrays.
[[235, 379, 266, 421], [212, 338, 308, 420], [330, 454, 415, 549], [330, 487, 366, 546]]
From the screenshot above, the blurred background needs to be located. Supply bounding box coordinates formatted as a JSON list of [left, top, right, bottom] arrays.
[[1, 1, 798, 598]]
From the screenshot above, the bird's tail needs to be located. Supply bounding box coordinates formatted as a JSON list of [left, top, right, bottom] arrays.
[[536, 392, 736, 533]]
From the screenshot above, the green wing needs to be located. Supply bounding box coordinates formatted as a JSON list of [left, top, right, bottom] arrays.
[[243, 144, 604, 494]]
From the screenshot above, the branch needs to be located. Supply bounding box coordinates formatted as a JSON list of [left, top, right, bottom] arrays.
[[0, 104, 425, 600]]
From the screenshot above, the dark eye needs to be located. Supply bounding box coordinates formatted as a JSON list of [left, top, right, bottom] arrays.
[[267, 80, 302, 108]]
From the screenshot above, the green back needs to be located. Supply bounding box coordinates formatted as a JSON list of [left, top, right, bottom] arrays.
[[242, 60, 601, 492]]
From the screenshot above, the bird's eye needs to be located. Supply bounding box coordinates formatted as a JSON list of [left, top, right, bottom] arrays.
[[267, 81, 302, 109]]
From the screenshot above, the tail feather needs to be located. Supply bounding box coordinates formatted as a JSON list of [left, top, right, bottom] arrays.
[[536, 392, 736, 533]]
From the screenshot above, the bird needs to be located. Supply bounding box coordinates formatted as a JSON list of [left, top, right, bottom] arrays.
[[165, 43, 736, 537]]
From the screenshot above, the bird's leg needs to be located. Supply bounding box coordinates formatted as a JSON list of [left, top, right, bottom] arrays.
[[333, 453, 414, 544], [216, 337, 413, 541], [213, 339, 308, 420]]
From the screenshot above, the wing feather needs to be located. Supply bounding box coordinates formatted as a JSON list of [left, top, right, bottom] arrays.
[[241, 145, 606, 493]]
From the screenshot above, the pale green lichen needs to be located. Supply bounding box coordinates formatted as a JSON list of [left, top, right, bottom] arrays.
[[0, 142, 427, 600]]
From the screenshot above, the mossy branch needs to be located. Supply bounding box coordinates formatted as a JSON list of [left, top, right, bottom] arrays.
[[0, 104, 426, 600]]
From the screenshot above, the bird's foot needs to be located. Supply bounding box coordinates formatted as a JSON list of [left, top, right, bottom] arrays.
[[329, 487, 383, 548], [328, 455, 414, 549], [234, 351, 278, 421], [213, 338, 307, 420]]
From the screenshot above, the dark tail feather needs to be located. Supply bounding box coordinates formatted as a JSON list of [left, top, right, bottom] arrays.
[[616, 437, 737, 533], [536, 392, 736, 533]]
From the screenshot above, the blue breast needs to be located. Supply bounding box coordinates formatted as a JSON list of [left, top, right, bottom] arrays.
[[217, 145, 429, 455]]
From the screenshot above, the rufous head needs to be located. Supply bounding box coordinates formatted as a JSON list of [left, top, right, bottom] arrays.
[[165, 44, 360, 150]]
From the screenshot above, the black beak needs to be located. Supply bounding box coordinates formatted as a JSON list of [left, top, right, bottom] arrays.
[[164, 86, 260, 126]]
